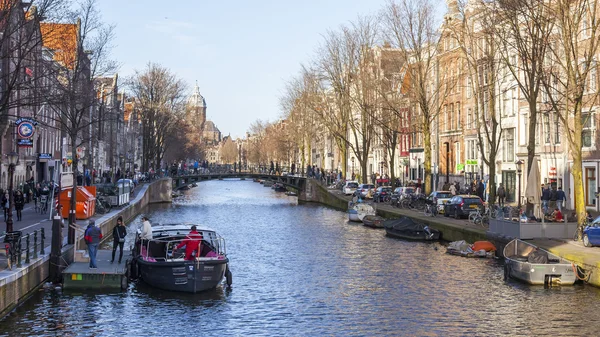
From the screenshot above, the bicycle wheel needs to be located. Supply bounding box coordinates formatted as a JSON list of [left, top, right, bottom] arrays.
[[468, 212, 478, 222], [474, 216, 482, 226]]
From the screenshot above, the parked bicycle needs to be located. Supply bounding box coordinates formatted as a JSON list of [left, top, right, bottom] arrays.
[[423, 200, 437, 217], [3, 231, 21, 271], [95, 195, 112, 214]]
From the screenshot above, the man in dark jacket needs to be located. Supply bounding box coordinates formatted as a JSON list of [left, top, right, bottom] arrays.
[[556, 187, 566, 212], [84, 220, 103, 269], [497, 183, 506, 207], [541, 185, 551, 214]]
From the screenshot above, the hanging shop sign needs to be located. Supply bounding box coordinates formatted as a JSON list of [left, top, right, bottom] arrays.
[[15, 117, 38, 148], [38, 153, 52, 160], [456, 163, 465, 171], [17, 139, 33, 147], [15, 117, 38, 139], [466, 159, 478, 166]]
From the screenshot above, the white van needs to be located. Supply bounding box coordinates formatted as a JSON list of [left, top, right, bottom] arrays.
[[343, 181, 359, 195]]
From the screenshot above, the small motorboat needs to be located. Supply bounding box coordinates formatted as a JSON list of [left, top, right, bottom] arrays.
[[132, 223, 232, 293], [446, 240, 496, 258], [362, 215, 385, 228], [263, 180, 274, 187], [348, 202, 375, 222], [503, 239, 576, 286], [285, 191, 297, 196], [190, 183, 198, 187], [383, 217, 440, 241], [272, 183, 287, 192]]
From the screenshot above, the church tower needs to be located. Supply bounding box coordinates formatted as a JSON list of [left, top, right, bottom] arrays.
[[187, 82, 207, 131]]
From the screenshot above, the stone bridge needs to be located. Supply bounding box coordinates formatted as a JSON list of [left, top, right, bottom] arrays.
[[172, 173, 307, 192]]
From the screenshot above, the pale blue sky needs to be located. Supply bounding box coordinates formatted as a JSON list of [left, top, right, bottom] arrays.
[[97, 0, 389, 138]]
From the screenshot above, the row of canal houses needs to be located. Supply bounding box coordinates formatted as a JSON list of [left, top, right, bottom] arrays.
[[281, 0, 600, 212], [0, 1, 141, 189]]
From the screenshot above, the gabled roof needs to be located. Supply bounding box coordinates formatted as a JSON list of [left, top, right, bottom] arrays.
[[40, 22, 78, 69]]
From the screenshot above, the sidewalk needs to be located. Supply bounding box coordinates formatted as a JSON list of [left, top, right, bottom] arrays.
[[329, 187, 600, 286], [0, 184, 147, 271]]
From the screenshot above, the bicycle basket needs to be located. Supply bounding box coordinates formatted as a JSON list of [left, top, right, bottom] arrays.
[[3, 230, 22, 244]]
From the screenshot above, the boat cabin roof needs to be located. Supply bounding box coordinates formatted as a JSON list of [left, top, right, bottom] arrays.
[[151, 223, 216, 236]]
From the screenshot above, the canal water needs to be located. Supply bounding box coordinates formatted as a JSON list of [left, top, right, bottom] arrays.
[[2, 179, 600, 336]]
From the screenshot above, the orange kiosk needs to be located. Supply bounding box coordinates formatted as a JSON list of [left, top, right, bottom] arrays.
[[59, 186, 97, 219]]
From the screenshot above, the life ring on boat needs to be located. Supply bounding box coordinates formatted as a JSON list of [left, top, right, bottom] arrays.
[[225, 264, 232, 287]]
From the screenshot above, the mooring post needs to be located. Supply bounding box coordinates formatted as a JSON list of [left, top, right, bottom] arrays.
[[33, 231, 38, 259], [25, 234, 30, 264], [40, 228, 45, 255], [49, 215, 64, 283]]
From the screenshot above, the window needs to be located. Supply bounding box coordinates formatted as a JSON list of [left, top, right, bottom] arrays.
[[444, 105, 449, 131], [589, 62, 597, 93], [467, 77, 472, 98], [555, 113, 561, 144], [582, 111, 594, 147], [456, 102, 461, 129], [483, 91, 490, 121], [454, 142, 461, 172], [519, 111, 527, 145], [503, 128, 515, 162], [586, 168, 596, 206], [544, 114, 551, 144], [467, 108, 472, 129], [449, 103, 454, 130]]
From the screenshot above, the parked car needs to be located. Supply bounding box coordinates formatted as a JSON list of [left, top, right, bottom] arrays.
[[428, 191, 452, 214], [356, 184, 376, 198], [390, 187, 416, 206], [583, 216, 600, 247], [343, 181, 359, 195], [373, 186, 393, 202], [443, 195, 483, 219]]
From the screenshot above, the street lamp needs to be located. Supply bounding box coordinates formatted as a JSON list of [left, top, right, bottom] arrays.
[[6, 151, 18, 233], [516, 160, 524, 211]]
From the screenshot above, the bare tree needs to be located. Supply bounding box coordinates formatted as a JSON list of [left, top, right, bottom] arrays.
[[449, 0, 506, 204], [246, 119, 269, 170], [38, 0, 117, 243], [382, 0, 444, 193], [128, 62, 187, 173], [542, 0, 600, 236], [497, 0, 554, 186], [220, 136, 238, 164]]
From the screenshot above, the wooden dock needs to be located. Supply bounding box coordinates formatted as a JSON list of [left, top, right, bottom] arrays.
[[62, 250, 130, 290]]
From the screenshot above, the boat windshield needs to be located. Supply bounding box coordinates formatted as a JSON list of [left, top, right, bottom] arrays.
[[139, 233, 227, 262]]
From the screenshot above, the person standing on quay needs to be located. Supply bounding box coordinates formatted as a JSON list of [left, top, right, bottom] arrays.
[[111, 216, 127, 264], [14, 190, 24, 221], [84, 220, 102, 269], [497, 183, 506, 207]]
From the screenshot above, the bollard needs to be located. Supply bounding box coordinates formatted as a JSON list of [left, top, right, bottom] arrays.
[[33, 231, 38, 259], [17, 238, 22, 268], [25, 234, 30, 264], [40, 228, 45, 255]]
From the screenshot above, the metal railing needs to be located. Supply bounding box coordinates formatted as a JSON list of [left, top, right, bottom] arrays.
[[2, 228, 45, 270]]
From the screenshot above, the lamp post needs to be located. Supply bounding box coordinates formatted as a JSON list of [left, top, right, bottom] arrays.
[[516, 160, 524, 211], [6, 152, 18, 233]]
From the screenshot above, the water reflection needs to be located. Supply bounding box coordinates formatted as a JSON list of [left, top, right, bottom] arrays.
[[2, 179, 600, 336]]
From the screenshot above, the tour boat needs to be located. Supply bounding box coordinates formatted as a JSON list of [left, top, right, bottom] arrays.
[[362, 215, 385, 228], [503, 239, 576, 286], [384, 217, 440, 241], [131, 223, 232, 293]]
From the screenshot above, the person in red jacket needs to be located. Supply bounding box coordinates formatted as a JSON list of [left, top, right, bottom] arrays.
[[175, 225, 203, 260]]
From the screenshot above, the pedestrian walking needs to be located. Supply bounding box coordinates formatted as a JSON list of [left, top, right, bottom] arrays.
[[556, 187, 566, 212], [449, 183, 456, 196], [84, 220, 102, 269], [14, 190, 24, 221], [111, 216, 127, 264], [541, 185, 551, 214], [2, 191, 8, 222], [497, 183, 506, 207]]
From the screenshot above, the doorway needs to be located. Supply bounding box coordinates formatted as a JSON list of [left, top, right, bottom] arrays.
[[502, 171, 516, 203]]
